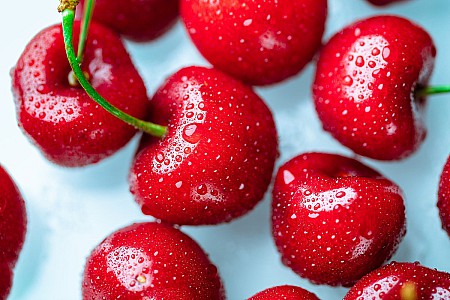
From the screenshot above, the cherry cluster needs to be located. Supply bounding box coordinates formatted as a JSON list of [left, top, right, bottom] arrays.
[[2, 0, 450, 299]]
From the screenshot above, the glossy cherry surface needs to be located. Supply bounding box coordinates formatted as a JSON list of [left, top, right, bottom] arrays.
[[82, 222, 225, 299], [272, 153, 406, 286], [313, 16, 435, 160], [344, 261, 450, 299], [181, 0, 327, 85], [438, 155, 450, 237], [79, 0, 179, 42], [130, 66, 278, 225], [12, 22, 149, 167], [248, 285, 320, 300], [0, 165, 27, 300]]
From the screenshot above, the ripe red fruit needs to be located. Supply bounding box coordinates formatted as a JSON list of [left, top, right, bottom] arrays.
[[79, 0, 179, 42], [0, 264, 12, 300], [366, 0, 408, 6], [82, 222, 225, 299], [313, 16, 436, 160], [272, 152, 406, 286], [438, 155, 450, 237], [12, 22, 149, 167], [181, 0, 327, 85], [344, 261, 450, 299], [248, 285, 320, 300], [0, 165, 27, 299], [130, 66, 278, 225]]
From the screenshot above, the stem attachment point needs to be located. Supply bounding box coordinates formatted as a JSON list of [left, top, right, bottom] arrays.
[[58, 0, 80, 12]]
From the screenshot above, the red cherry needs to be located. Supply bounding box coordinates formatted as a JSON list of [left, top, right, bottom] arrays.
[[79, 0, 179, 42], [366, 0, 408, 6], [129, 66, 278, 225], [344, 261, 450, 299], [272, 152, 406, 286], [181, 0, 327, 85], [313, 15, 436, 160], [0, 264, 12, 300], [248, 285, 320, 300], [438, 155, 450, 237], [12, 22, 149, 167], [82, 222, 225, 299], [0, 165, 27, 299]]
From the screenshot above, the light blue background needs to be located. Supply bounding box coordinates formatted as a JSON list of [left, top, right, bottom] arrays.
[[1, 0, 449, 299]]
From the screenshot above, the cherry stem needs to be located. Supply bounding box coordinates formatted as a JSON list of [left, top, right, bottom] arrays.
[[416, 85, 450, 97], [59, 7, 167, 138], [77, 0, 95, 64]]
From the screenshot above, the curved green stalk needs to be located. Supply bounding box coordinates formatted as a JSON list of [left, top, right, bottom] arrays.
[[77, 0, 96, 64], [416, 85, 450, 97], [60, 8, 167, 138]]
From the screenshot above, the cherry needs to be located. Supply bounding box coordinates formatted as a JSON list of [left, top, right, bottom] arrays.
[[181, 0, 327, 86], [78, 0, 179, 42], [0, 165, 27, 299], [248, 285, 320, 300], [272, 152, 406, 286], [438, 155, 450, 237], [129, 66, 278, 225], [82, 222, 225, 299], [366, 0, 409, 6], [12, 21, 150, 167], [313, 15, 436, 160], [344, 261, 450, 299]]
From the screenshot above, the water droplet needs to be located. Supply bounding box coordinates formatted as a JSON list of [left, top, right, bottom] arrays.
[[186, 111, 194, 118], [37, 85, 46, 93], [336, 191, 346, 198], [197, 184, 208, 195], [156, 153, 165, 163], [368, 61, 376, 68], [182, 123, 201, 144], [372, 47, 381, 56], [355, 56, 365, 67], [38, 112, 46, 119], [382, 47, 391, 59], [343, 76, 353, 86]]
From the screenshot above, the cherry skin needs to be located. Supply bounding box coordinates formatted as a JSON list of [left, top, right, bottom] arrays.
[[344, 261, 450, 299], [129, 66, 278, 225], [0, 165, 27, 299], [366, 0, 408, 6], [272, 152, 406, 286], [12, 22, 149, 167], [313, 16, 436, 160], [0, 264, 12, 300], [181, 0, 327, 86], [248, 285, 320, 300], [79, 0, 179, 42], [438, 155, 450, 237], [82, 222, 225, 299]]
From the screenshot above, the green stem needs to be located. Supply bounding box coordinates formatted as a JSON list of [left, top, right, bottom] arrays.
[[416, 85, 450, 97], [77, 0, 95, 64], [61, 8, 167, 138]]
